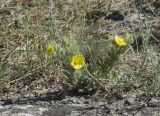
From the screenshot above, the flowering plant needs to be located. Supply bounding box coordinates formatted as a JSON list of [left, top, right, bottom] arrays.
[[59, 34, 130, 93], [97, 35, 128, 84], [46, 44, 55, 55], [71, 54, 85, 69]]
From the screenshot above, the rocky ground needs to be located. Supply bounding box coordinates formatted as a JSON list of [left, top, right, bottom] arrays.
[[0, 90, 160, 116]]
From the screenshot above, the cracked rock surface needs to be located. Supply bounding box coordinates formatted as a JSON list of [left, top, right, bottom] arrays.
[[0, 91, 160, 116]]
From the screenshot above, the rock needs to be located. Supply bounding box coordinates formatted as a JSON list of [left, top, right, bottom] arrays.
[[128, 14, 145, 22], [0, 104, 48, 116], [2, 99, 14, 105], [42, 105, 74, 116], [23, 93, 35, 98], [147, 98, 160, 107], [12, 104, 33, 110], [124, 99, 131, 106], [38, 107, 49, 114], [0, 105, 3, 109], [127, 95, 136, 105], [135, 111, 142, 116]]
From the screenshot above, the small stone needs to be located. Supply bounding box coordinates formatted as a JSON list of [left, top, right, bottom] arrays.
[[123, 112, 128, 115], [122, 94, 127, 98], [148, 98, 159, 107], [3, 99, 14, 105], [128, 14, 144, 22], [38, 107, 49, 114], [138, 92, 145, 96], [0, 105, 3, 109], [17, 113, 34, 116], [124, 100, 131, 106], [84, 100, 89, 104], [13, 105, 33, 110], [23, 93, 35, 98], [135, 111, 142, 116], [127, 95, 136, 105]]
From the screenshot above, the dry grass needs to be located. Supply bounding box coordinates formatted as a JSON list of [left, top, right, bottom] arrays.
[[0, 0, 160, 96]]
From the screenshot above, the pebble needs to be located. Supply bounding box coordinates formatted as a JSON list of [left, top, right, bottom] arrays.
[[148, 98, 159, 107], [127, 14, 145, 22], [0, 105, 3, 109], [127, 95, 136, 105]]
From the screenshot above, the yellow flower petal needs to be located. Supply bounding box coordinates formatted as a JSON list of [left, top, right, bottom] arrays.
[[46, 44, 55, 54], [114, 35, 126, 46], [71, 54, 85, 69]]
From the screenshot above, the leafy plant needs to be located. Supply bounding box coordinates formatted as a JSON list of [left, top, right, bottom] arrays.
[[60, 34, 130, 93]]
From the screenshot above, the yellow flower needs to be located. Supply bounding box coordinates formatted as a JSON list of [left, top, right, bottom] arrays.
[[71, 54, 85, 69], [114, 35, 126, 46], [46, 44, 55, 54]]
